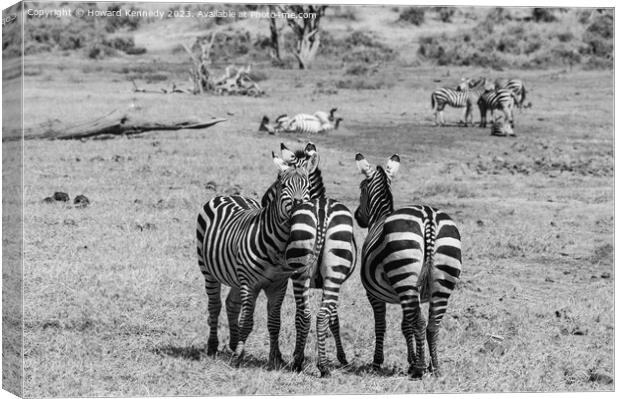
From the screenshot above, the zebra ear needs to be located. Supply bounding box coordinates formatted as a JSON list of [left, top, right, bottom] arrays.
[[385, 154, 400, 180], [305, 151, 320, 173], [272, 152, 289, 172], [356, 153, 373, 178], [304, 142, 317, 155], [280, 143, 296, 164]]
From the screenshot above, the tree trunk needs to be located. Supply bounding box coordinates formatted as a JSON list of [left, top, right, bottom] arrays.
[[268, 5, 281, 62]]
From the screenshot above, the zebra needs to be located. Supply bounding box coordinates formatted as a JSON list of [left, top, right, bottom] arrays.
[[477, 88, 517, 128], [491, 115, 515, 137], [431, 77, 487, 127], [354, 153, 462, 378], [494, 78, 527, 109], [196, 152, 316, 369], [266, 109, 343, 134], [261, 142, 356, 377]]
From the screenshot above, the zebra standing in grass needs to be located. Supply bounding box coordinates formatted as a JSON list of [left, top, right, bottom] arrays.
[[431, 77, 488, 126], [261, 142, 356, 377], [477, 88, 517, 128], [354, 153, 462, 378], [494, 78, 527, 109], [196, 153, 315, 368]]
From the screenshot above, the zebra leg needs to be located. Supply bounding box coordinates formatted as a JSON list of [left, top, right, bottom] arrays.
[[316, 301, 337, 377], [203, 273, 222, 356], [292, 275, 311, 373], [265, 278, 288, 370], [233, 285, 259, 366], [404, 302, 427, 379], [426, 315, 442, 376], [329, 312, 348, 366], [225, 287, 241, 352], [368, 295, 387, 370]]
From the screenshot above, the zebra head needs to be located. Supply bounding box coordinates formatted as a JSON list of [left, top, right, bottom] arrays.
[[280, 142, 320, 174], [272, 151, 313, 216], [354, 153, 399, 228]]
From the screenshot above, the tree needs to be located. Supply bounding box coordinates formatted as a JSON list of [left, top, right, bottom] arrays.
[[279, 5, 327, 69]]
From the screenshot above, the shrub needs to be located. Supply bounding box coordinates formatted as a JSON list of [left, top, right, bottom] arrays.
[[398, 7, 425, 25], [436, 7, 456, 23], [532, 8, 557, 22]]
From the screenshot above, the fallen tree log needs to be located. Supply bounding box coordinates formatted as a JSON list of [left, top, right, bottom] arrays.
[[20, 111, 227, 141]]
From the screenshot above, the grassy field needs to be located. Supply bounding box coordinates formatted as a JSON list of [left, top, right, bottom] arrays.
[[4, 5, 614, 397]]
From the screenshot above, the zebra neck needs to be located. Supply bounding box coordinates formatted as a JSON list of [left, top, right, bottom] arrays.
[[368, 196, 393, 227], [259, 197, 292, 252], [309, 168, 326, 199]]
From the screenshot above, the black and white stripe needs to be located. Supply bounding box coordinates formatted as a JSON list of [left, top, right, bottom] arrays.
[[494, 78, 527, 109], [477, 88, 516, 128], [262, 142, 356, 377], [196, 154, 313, 368], [431, 78, 487, 126], [354, 153, 462, 378]]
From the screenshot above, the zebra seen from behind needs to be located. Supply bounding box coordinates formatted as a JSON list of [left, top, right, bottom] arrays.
[[354, 153, 462, 378], [431, 77, 488, 127], [261, 142, 357, 377], [477, 88, 517, 128], [196, 152, 316, 369]]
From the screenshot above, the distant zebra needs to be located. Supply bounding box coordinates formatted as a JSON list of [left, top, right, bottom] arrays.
[[354, 153, 462, 378], [262, 142, 356, 377], [494, 78, 527, 109], [196, 153, 315, 368], [431, 77, 487, 126], [491, 116, 515, 137], [260, 109, 343, 135], [477, 88, 517, 128]]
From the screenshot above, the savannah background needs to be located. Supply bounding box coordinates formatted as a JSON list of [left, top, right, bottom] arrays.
[[1, 1, 614, 396]]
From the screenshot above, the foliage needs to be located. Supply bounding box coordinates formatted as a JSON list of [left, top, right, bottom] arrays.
[[436, 7, 456, 23], [531, 8, 557, 22], [321, 30, 395, 64], [398, 7, 426, 25], [418, 8, 612, 69]]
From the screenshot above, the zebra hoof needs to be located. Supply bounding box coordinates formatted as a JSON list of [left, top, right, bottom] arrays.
[[337, 355, 349, 366], [427, 365, 442, 377], [318, 365, 331, 378], [292, 357, 304, 373], [408, 365, 426, 380], [267, 354, 285, 370], [206, 340, 218, 356], [371, 362, 382, 372]]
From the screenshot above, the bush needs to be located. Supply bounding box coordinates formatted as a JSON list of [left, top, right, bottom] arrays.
[[320, 30, 395, 64], [398, 7, 425, 25], [532, 8, 557, 22], [436, 7, 456, 23]]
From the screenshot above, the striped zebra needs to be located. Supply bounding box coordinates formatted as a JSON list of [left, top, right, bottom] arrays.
[[196, 153, 315, 368], [491, 116, 515, 137], [494, 78, 527, 109], [477, 88, 517, 128], [261, 142, 356, 377], [431, 77, 487, 127], [354, 153, 462, 378], [271, 109, 343, 134]]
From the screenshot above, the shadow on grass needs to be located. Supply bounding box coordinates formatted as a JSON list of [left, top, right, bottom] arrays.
[[341, 361, 405, 377], [152, 344, 273, 370]]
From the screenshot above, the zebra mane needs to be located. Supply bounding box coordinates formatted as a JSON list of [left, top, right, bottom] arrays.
[[372, 166, 394, 212]]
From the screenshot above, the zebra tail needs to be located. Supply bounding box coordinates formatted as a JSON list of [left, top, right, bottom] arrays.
[[418, 217, 436, 302], [521, 84, 526, 107], [431, 93, 435, 110]]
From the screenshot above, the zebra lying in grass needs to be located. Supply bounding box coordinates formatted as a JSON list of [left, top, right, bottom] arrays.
[[196, 151, 315, 369], [259, 108, 343, 134], [431, 77, 488, 127]]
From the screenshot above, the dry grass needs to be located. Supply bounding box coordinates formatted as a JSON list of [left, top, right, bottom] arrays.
[[3, 7, 613, 397]]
